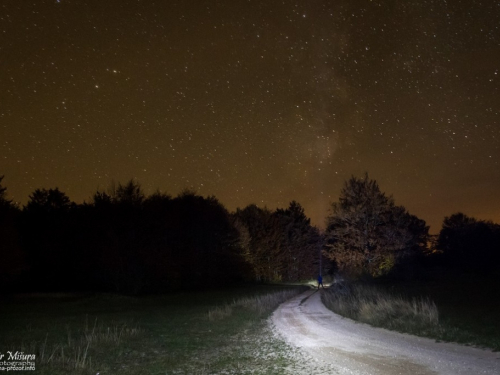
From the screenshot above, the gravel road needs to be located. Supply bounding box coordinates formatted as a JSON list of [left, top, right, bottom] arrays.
[[271, 289, 500, 375]]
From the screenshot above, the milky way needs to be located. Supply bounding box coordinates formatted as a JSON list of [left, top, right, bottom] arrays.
[[1, 0, 499, 231]]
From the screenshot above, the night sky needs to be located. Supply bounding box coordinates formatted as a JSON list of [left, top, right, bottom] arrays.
[[1, 0, 499, 232]]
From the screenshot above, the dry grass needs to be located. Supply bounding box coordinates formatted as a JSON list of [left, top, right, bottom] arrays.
[[18, 316, 143, 371], [207, 304, 233, 321], [207, 289, 302, 320], [1, 286, 308, 374], [322, 282, 439, 335]]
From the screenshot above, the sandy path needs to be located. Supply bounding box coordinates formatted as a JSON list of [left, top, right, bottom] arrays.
[[271, 289, 500, 375]]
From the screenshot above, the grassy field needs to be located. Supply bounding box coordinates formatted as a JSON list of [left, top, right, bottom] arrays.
[[322, 275, 500, 351], [0, 284, 309, 374], [385, 275, 500, 351]]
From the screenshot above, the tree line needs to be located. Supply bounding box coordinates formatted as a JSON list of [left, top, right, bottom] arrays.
[[0, 177, 322, 294], [1, 174, 498, 294]]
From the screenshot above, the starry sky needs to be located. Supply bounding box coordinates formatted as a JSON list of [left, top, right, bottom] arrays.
[[1, 0, 499, 232]]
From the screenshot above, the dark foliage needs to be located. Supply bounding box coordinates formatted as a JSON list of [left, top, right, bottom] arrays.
[[234, 201, 323, 282], [273, 201, 324, 281], [21, 187, 77, 290], [1, 178, 322, 294], [0, 176, 24, 289], [436, 213, 500, 275], [233, 204, 282, 282], [70, 182, 248, 293]]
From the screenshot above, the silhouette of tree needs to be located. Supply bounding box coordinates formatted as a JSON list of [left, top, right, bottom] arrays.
[[234, 204, 283, 281], [437, 213, 500, 274], [234, 202, 321, 282], [25, 187, 72, 213], [324, 174, 429, 278], [88, 180, 147, 293], [0, 176, 24, 290], [274, 201, 323, 281], [231, 216, 252, 267], [115, 179, 145, 206], [4, 177, 324, 292], [92, 190, 113, 208], [93, 179, 144, 207], [165, 191, 246, 287], [22, 187, 76, 290], [85, 182, 249, 293], [0, 175, 13, 208]]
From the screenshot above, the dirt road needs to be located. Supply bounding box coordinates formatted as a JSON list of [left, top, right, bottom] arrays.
[[271, 289, 500, 375]]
